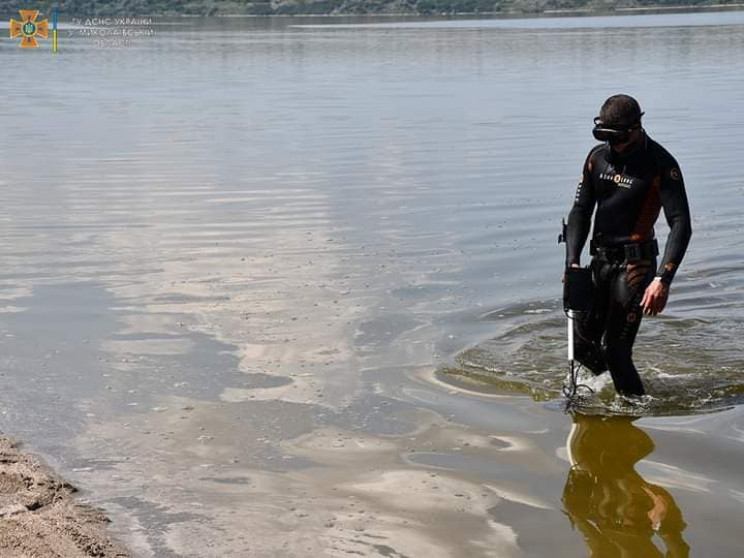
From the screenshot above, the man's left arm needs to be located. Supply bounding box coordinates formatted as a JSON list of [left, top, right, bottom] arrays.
[[641, 161, 693, 315]]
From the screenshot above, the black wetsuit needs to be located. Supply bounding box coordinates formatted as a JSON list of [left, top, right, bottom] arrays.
[[565, 133, 692, 395]]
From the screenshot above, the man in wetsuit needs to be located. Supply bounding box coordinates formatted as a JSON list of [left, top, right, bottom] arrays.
[[565, 94, 692, 396]]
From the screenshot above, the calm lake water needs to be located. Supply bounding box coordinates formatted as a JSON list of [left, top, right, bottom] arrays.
[[2, 11, 744, 557]]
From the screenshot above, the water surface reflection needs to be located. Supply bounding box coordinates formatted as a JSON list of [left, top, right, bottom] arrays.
[[563, 414, 689, 557]]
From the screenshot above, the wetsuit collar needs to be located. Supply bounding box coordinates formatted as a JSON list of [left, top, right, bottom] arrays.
[[609, 131, 647, 164]]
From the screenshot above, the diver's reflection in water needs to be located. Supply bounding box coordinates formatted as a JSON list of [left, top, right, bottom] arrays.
[[562, 414, 690, 557]]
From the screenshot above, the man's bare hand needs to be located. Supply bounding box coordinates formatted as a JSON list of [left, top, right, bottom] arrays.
[[641, 280, 669, 315]]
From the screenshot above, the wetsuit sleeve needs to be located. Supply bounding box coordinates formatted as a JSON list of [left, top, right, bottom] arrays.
[[657, 159, 692, 285], [566, 153, 596, 267]]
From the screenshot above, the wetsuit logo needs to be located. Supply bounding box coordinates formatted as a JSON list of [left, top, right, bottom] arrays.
[[9, 10, 49, 48], [600, 172, 634, 189]]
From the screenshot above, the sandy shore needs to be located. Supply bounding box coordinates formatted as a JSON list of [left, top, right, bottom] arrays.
[[0, 436, 129, 558]]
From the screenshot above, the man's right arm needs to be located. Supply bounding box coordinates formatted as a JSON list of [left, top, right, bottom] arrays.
[[566, 153, 597, 267]]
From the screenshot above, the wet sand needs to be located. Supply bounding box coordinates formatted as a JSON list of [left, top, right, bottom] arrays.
[[0, 436, 128, 557]]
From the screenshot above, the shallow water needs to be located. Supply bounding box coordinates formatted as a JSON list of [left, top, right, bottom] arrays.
[[2, 10, 744, 557], [441, 296, 744, 415]]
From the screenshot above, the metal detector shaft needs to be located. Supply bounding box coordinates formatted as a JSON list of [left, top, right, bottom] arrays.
[[564, 309, 577, 400], [567, 310, 575, 363]]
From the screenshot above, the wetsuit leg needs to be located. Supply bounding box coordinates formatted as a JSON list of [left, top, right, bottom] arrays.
[[601, 259, 656, 396], [573, 258, 610, 375]]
